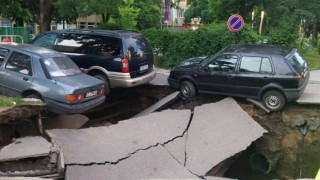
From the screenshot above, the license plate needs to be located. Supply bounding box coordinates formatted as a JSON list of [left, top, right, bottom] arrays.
[[86, 90, 97, 98], [140, 64, 149, 71]]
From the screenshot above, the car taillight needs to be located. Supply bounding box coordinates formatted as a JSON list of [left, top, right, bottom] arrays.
[[66, 94, 85, 102], [98, 85, 105, 95], [121, 58, 129, 73], [293, 74, 301, 87]]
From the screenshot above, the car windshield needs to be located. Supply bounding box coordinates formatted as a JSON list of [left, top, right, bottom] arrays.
[[43, 56, 81, 77], [199, 55, 216, 68]]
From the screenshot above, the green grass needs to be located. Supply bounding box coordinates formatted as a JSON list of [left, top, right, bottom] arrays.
[[304, 51, 320, 70], [0, 96, 24, 107]]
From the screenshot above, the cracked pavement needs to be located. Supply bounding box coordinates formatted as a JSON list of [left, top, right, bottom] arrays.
[[45, 97, 266, 180]]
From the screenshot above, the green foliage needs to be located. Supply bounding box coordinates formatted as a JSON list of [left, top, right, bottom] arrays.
[[117, 0, 140, 30], [184, 0, 214, 24], [0, 0, 31, 22], [142, 23, 258, 68], [98, 18, 122, 30], [55, 0, 89, 23], [0, 96, 23, 107], [267, 18, 299, 46], [136, 2, 161, 30]]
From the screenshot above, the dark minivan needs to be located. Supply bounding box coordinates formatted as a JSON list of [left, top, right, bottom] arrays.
[[168, 44, 309, 111], [30, 29, 156, 95]]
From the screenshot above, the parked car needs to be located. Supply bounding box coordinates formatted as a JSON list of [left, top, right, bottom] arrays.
[[168, 44, 310, 111], [30, 29, 156, 95], [0, 44, 106, 114]]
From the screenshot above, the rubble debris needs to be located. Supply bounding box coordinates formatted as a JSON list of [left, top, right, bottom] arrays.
[[65, 146, 199, 180], [185, 98, 267, 176], [0, 137, 51, 162], [45, 109, 191, 164], [133, 91, 180, 118]]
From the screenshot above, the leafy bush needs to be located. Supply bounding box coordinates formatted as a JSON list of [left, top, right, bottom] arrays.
[[142, 23, 258, 68]]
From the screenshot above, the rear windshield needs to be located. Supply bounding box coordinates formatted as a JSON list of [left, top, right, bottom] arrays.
[[288, 52, 307, 74], [43, 57, 81, 77], [125, 35, 152, 58]]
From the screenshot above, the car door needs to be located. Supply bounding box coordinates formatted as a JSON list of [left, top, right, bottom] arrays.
[[235, 56, 274, 97], [0, 47, 11, 94], [1, 51, 34, 96], [196, 54, 238, 94]]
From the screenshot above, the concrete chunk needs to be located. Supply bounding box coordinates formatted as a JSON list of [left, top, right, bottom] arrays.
[[0, 137, 51, 162], [134, 91, 180, 118], [46, 109, 191, 164], [186, 98, 267, 176], [65, 146, 199, 180]]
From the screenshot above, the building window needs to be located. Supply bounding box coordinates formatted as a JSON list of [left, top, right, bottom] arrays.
[[178, 9, 184, 18], [1, 20, 10, 27], [79, 22, 86, 29], [88, 22, 95, 29]]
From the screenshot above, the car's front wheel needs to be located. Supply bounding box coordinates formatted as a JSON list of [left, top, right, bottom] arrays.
[[180, 81, 196, 99], [262, 90, 286, 112]]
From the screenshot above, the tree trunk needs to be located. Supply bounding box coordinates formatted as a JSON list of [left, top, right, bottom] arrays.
[[312, 17, 319, 47], [39, 0, 55, 33]]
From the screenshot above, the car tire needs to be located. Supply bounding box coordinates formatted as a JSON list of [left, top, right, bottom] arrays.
[[180, 81, 196, 99], [262, 90, 286, 112], [94, 74, 111, 96]]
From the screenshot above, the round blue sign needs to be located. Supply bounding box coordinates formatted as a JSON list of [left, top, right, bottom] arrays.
[[227, 14, 244, 32]]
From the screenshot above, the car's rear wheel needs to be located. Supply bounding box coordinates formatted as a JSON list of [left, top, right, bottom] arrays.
[[26, 93, 58, 117], [94, 74, 111, 96], [262, 90, 286, 111], [180, 81, 196, 99]]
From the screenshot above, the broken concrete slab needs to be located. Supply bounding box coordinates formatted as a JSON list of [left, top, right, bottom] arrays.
[[133, 91, 180, 118], [246, 98, 270, 113], [65, 145, 199, 180], [42, 114, 89, 130], [46, 109, 191, 165], [0, 136, 51, 162], [297, 83, 320, 104], [186, 97, 267, 176], [163, 132, 188, 165]]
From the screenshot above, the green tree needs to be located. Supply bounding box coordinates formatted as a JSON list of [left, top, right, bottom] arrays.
[[135, 1, 161, 30], [88, 0, 121, 23], [55, 0, 90, 26], [184, 0, 214, 24], [117, 0, 140, 30], [0, 0, 31, 26]]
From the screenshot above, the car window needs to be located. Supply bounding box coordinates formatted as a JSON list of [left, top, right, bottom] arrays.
[[240, 56, 261, 73], [207, 55, 237, 72], [0, 47, 10, 66], [5, 51, 32, 76], [33, 33, 57, 49], [260, 58, 272, 74], [289, 52, 306, 74], [240, 56, 273, 74], [56, 33, 91, 54], [126, 35, 152, 58], [42, 56, 81, 77], [90, 36, 122, 58]]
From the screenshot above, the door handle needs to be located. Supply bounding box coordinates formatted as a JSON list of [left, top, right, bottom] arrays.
[[23, 77, 29, 81]]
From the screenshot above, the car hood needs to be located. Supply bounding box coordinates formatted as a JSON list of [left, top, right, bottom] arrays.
[[54, 73, 103, 91], [173, 56, 207, 70]]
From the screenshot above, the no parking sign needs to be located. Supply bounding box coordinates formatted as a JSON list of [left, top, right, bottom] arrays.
[[227, 14, 244, 32]]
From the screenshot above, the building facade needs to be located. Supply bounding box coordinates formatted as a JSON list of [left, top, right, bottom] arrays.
[[162, 0, 188, 27]]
